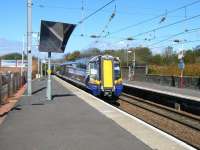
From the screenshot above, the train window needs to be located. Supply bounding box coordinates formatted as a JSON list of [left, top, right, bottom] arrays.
[[114, 62, 121, 80], [89, 62, 99, 80]]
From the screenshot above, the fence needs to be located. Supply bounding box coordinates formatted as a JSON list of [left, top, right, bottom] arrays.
[[121, 66, 200, 90], [0, 72, 27, 106], [145, 74, 200, 90], [121, 65, 147, 81]]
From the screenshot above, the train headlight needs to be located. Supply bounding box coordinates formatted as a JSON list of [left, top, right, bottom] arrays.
[[90, 79, 101, 85], [94, 80, 101, 85], [114, 78, 122, 85]]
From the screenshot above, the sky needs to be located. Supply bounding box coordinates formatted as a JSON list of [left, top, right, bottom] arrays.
[[0, 0, 200, 59]]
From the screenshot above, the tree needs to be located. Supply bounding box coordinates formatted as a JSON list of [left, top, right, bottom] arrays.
[[128, 47, 152, 64], [184, 50, 196, 64], [149, 54, 162, 65], [162, 46, 176, 65], [64, 51, 80, 61], [81, 48, 101, 57], [0, 53, 22, 60]]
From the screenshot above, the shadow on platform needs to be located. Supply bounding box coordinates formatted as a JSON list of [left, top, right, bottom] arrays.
[[32, 87, 46, 95], [52, 94, 75, 100]]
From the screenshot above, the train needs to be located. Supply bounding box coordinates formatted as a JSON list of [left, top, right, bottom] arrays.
[[59, 55, 123, 99]]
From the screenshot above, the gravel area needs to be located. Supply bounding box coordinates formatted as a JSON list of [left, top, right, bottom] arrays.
[[117, 99, 200, 149]]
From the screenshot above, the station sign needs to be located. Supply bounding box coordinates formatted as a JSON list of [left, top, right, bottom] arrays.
[[39, 20, 76, 53]]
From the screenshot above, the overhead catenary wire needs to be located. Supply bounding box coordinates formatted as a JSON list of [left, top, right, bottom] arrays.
[[108, 0, 200, 36], [32, 0, 199, 51], [77, 0, 116, 25], [148, 27, 200, 47], [150, 39, 200, 49], [33, 0, 116, 26], [80, 0, 85, 36], [129, 13, 200, 39], [32, 0, 79, 10], [93, 15, 200, 49], [90, 3, 117, 43], [33, 1, 170, 17], [99, 4, 116, 37]]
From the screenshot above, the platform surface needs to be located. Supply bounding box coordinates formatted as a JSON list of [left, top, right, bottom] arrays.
[[0, 77, 151, 150], [125, 80, 200, 102]]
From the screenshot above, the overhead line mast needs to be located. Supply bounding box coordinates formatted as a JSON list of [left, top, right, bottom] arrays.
[[27, 0, 32, 96]]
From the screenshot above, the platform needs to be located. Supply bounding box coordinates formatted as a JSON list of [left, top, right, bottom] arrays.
[[0, 76, 195, 150], [125, 81, 200, 102]]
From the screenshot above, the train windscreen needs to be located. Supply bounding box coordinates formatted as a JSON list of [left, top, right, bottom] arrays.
[[114, 62, 121, 80], [89, 62, 99, 80]]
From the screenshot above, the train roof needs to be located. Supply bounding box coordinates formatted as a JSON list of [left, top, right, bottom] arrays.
[[89, 55, 120, 62], [61, 55, 120, 66], [61, 57, 90, 66], [60, 61, 77, 66]]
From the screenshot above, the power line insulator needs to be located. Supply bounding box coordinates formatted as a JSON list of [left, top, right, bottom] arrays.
[[159, 17, 166, 23]]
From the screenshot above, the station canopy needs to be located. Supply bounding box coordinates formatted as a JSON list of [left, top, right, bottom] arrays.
[[39, 20, 76, 53]]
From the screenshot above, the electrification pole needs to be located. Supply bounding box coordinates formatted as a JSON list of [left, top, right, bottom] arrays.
[[27, 0, 32, 96]]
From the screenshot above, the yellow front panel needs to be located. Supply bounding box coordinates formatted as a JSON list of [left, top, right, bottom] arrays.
[[103, 60, 113, 88]]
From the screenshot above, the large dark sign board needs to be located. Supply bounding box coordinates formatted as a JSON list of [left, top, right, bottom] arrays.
[[39, 20, 76, 53]]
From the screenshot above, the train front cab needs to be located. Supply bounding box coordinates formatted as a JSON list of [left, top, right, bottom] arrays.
[[101, 57, 123, 98], [86, 56, 123, 98]]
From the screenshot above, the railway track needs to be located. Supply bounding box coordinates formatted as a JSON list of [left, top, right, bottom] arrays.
[[117, 93, 200, 149]]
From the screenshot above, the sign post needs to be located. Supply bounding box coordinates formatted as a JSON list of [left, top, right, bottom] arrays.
[[39, 20, 76, 100], [46, 52, 52, 100]]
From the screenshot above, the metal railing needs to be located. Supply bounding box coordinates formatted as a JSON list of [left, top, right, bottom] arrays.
[[0, 72, 27, 106]]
